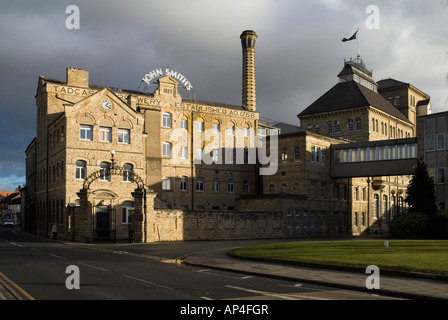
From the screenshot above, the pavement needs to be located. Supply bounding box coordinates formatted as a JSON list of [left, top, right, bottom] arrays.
[[181, 247, 448, 300]]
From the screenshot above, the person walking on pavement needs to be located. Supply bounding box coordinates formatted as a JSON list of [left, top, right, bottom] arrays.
[[52, 224, 58, 240]]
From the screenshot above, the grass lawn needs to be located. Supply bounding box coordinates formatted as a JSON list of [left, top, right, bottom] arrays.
[[231, 240, 448, 275]]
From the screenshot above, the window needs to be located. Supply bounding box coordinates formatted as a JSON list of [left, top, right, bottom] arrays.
[[437, 133, 445, 150], [394, 96, 401, 106], [294, 210, 301, 228], [347, 119, 354, 132], [213, 178, 220, 193], [196, 178, 204, 192], [334, 121, 340, 133], [228, 125, 235, 135], [310, 211, 315, 228], [228, 179, 234, 193], [361, 212, 366, 226], [382, 195, 388, 218], [373, 194, 379, 219], [314, 124, 320, 134], [123, 163, 134, 182], [121, 201, 134, 224], [162, 178, 172, 191], [355, 118, 362, 131], [243, 180, 249, 194], [180, 119, 188, 130], [269, 184, 275, 194], [303, 211, 308, 228], [80, 125, 93, 141], [354, 212, 359, 226], [162, 113, 172, 128], [354, 187, 359, 201], [327, 122, 333, 135], [196, 148, 203, 162], [162, 142, 172, 157], [180, 146, 188, 160], [310, 182, 316, 198], [311, 146, 316, 163], [293, 147, 300, 162], [320, 211, 326, 228], [212, 149, 220, 162], [426, 135, 435, 151], [437, 168, 445, 184], [287, 211, 293, 228], [99, 127, 112, 142], [180, 176, 188, 191], [100, 162, 110, 181], [281, 148, 288, 162], [321, 183, 326, 198], [243, 127, 250, 137], [117, 129, 130, 144], [281, 184, 287, 193], [212, 123, 220, 134], [196, 120, 204, 132], [75, 160, 86, 180], [307, 125, 312, 132]]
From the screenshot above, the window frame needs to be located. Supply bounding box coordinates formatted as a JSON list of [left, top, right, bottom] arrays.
[[80, 125, 93, 141], [118, 129, 130, 144], [162, 113, 172, 128], [99, 126, 112, 143]]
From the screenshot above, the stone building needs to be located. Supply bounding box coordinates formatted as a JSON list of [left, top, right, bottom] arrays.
[[23, 32, 433, 242], [24, 30, 285, 242]]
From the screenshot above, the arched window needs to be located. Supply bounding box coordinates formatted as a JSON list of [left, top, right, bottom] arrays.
[[347, 119, 354, 132], [306, 125, 312, 132], [180, 176, 188, 191], [355, 118, 362, 131], [281, 147, 288, 162], [99, 162, 111, 181], [196, 178, 204, 192], [162, 113, 172, 128], [243, 180, 249, 194], [123, 163, 134, 182], [334, 121, 340, 133], [213, 178, 220, 193], [314, 124, 320, 134], [162, 142, 172, 157], [382, 195, 388, 218], [327, 122, 333, 135], [373, 194, 379, 219]]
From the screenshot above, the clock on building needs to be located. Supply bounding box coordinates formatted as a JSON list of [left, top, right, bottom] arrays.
[[101, 99, 112, 111]]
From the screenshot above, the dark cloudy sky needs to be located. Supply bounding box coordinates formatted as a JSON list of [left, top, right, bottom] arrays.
[[1, 0, 447, 191]]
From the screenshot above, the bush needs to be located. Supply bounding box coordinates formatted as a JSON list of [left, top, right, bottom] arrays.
[[390, 211, 448, 239]]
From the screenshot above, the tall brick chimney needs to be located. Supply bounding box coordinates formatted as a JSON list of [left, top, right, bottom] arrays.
[[240, 30, 258, 111]]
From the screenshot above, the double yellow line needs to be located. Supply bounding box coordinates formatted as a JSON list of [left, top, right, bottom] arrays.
[[0, 271, 35, 300]]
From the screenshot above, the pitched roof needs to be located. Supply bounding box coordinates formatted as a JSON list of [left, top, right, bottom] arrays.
[[377, 78, 409, 90], [298, 80, 411, 124]]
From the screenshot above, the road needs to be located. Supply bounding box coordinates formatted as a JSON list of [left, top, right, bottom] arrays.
[[0, 227, 401, 304]]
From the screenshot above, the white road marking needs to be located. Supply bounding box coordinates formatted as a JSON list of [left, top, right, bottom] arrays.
[[49, 253, 67, 260], [122, 274, 173, 290], [225, 285, 330, 300], [78, 262, 109, 272]]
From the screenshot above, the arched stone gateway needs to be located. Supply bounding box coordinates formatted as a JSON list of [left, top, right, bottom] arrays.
[[75, 157, 151, 243]]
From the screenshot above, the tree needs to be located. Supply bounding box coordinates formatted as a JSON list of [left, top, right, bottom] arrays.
[[405, 158, 437, 214]]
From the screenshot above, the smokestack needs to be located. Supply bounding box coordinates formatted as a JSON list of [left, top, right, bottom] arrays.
[[240, 30, 258, 112]]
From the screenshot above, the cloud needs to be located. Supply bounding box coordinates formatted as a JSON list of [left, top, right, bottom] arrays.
[[0, 0, 447, 188]]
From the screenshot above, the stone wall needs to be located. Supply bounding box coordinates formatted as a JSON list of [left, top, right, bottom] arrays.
[[145, 209, 286, 242]]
